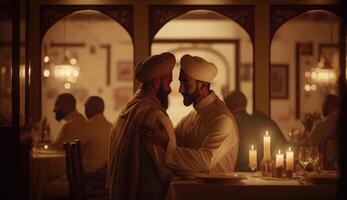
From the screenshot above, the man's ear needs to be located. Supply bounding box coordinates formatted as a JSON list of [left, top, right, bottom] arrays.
[[152, 78, 161, 90], [198, 81, 207, 92]]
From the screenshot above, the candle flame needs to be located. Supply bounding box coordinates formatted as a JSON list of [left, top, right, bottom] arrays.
[[289, 147, 291, 152], [266, 131, 268, 136], [251, 145, 254, 150], [44, 145, 48, 149], [278, 149, 281, 154]]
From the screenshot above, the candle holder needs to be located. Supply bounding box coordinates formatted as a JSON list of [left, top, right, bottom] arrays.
[[286, 170, 293, 178], [275, 166, 283, 178], [260, 159, 275, 177]]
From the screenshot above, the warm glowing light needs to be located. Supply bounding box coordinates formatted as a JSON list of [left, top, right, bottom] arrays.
[[1, 66, 6, 74], [304, 84, 311, 91], [44, 56, 50, 63], [20, 65, 25, 78], [251, 145, 254, 150], [311, 72, 318, 79], [70, 58, 77, 65], [53, 64, 80, 83], [305, 71, 311, 78], [278, 149, 281, 154], [64, 82, 71, 89], [44, 145, 48, 149], [311, 84, 317, 91], [289, 147, 291, 152], [265, 131, 268, 136], [43, 69, 50, 77]]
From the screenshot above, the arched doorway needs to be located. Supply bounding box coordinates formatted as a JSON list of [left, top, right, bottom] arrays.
[[151, 9, 254, 125], [270, 9, 341, 141], [40, 10, 134, 141]]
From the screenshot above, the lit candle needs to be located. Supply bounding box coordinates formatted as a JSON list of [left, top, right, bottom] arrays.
[[286, 147, 294, 171], [275, 150, 284, 167], [263, 131, 271, 160], [249, 145, 257, 169]]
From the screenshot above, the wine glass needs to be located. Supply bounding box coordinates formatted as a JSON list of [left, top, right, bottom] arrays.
[[299, 146, 311, 175], [248, 158, 257, 176], [311, 146, 321, 174]]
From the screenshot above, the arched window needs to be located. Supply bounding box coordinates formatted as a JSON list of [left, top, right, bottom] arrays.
[[151, 9, 254, 125], [270, 10, 341, 140], [41, 10, 134, 139]]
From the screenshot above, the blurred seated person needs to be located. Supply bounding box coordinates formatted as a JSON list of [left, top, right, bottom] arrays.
[[84, 96, 112, 171], [321, 133, 338, 170], [50, 93, 88, 150], [308, 94, 340, 147], [224, 90, 288, 172], [45, 95, 112, 198], [308, 94, 340, 169]]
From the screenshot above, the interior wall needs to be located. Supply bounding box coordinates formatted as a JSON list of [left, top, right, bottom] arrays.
[[29, 0, 339, 125], [41, 15, 133, 139], [152, 16, 253, 125], [271, 15, 340, 135]]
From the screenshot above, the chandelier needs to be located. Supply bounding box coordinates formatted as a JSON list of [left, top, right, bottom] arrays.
[[304, 22, 337, 92], [42, 18, 80, 90], [306, 55, 336, 86]]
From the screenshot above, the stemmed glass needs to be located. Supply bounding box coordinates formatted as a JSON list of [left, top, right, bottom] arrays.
[[299, 146, 311, 175], [248, 159, 257, 176], [311, 146, 321, 174]]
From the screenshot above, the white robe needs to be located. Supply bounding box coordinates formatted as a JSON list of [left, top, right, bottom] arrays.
[[166, 91, 239, 173], [84, 114, 112, 172], [51, 111, 88, 150]]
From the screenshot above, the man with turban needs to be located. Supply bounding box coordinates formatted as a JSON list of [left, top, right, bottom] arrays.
[[145, 54, 239, 173], [107, 52, 176, 200]]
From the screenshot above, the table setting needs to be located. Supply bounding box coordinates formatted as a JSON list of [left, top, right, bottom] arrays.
[[167, 130, 338, 200], [29, 119, 66, 200]]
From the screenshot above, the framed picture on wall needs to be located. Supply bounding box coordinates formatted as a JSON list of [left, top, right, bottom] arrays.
[[116, 61, 133, 81], [271, 64, 289, 99], [113, 86, 133, 109]]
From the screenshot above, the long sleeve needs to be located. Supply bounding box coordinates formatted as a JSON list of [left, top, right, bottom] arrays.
[[51, 124, 70, 150], [166, 115, 237, 172], [143, 111, 175, 185]]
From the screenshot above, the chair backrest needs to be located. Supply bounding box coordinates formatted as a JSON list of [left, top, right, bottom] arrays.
[[63, 140, 86, 200]]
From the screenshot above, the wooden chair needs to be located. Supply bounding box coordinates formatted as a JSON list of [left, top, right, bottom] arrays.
[[63, 140, 86, 200], [63, 140, 108, 200]]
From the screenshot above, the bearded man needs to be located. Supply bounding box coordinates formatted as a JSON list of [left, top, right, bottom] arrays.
[[146, 54, 239, 173], [107, 52, 176, 200]]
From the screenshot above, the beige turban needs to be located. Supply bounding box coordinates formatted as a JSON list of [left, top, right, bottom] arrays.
[[135, 52, 176, 82], [180, 54, 218, 82]]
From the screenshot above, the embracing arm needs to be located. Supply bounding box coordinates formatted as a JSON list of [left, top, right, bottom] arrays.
[[165, 115, 237, 172]]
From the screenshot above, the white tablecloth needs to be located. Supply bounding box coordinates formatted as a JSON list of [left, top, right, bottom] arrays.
[[166, 172, 337, 200], [30, 149, 66, 200]]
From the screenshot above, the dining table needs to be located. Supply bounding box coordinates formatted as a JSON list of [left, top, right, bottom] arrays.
[[29, 146, 66, 200], [166, 172, 337, 200]]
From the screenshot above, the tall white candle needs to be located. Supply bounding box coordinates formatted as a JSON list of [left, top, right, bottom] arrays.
[[276, 150, 284, 167], [286, 147, 294, 171], [263, 131, 271, 160], [249, 145, 257, 168]]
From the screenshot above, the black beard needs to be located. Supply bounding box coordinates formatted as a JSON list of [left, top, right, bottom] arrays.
[[55, 110, 66, 121], [182, 86, 199, 106], [157, 84, 169, 110]]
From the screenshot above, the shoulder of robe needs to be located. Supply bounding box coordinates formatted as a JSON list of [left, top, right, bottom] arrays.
[[144, 108, 168, 126]]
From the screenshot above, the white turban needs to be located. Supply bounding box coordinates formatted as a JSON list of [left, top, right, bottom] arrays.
[[135, 52, 176, 82], [180, 54, 218, 83]]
